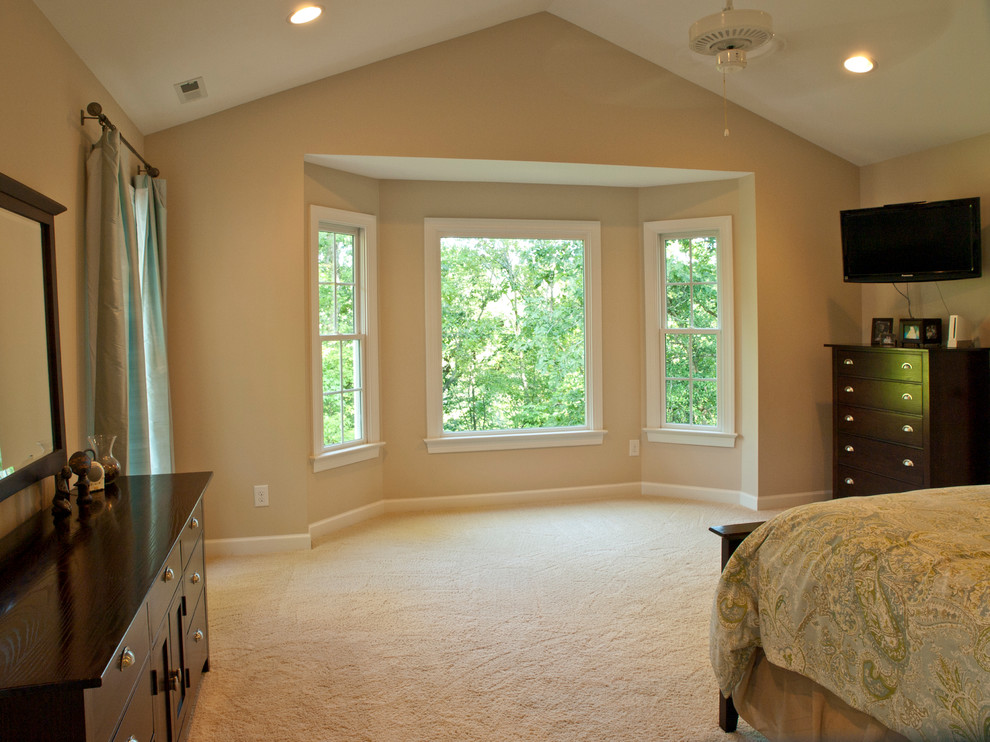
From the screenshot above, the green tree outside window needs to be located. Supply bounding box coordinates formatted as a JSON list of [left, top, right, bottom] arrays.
[[664, 235, 719, 427], [440, 237, 586, 432]]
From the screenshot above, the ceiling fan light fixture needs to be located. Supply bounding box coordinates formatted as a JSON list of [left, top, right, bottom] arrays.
[[844, 55, 875, 74], [716, 49, 747, 73], [289, 5, 323, 25]]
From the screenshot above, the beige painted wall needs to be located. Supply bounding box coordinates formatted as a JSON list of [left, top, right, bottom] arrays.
[[303, 163, 384, 525], [859, 132, 990, 344], [378, 179, 643, 500], [146, 13, 859, 542], [0, 0, 145, 538], [637, 179, 749, 492], [13, 1, 990, 545]]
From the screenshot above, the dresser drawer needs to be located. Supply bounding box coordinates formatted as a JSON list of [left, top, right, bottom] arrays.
[[109, 656, 154, 742], [184, 589, 209, 704], [148, 545, 182, 640], [834, 349, 923, 381], [836, 405, 923, 446], [184, 536, 206, 620], [179, 501, 204, 570], [84, 604, 151, 742], [836, 376, 923, 414], [835, 466, 920, 498], [838, 434, 925, 486]]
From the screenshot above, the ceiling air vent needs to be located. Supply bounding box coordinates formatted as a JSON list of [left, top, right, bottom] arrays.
[[174, 77, 207, 104]]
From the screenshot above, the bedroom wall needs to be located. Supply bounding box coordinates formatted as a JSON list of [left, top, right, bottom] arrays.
[[377, 178, 643, 501], [637, 179, 750, 496], [146, 12, 859, 543], [859, 132, 990, 345], [0, 0, 145, 538], [306, 168, 753, 506], [303, 163, 385, 526]]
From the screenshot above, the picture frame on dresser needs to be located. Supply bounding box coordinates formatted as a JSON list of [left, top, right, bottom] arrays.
[[870, 317, 893, 346], [923, 318, 942, 346], [900, 319, 922, 346]]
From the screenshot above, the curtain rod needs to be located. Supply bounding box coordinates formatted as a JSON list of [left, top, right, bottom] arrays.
[[80, 102, 160, 178]]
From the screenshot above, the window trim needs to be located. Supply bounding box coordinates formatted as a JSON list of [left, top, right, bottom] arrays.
[[643, 216, 736, 448], [423, 218, 604, 453], [309, 205, 382, 471]]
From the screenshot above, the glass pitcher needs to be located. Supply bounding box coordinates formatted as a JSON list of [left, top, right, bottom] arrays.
[[87, 434, 121, 484]]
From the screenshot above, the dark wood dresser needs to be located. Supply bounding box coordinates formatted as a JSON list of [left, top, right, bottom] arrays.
[[0, 472, 212, 742], [828, 344, 990, 497]]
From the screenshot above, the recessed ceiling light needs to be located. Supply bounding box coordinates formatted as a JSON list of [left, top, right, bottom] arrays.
[[289, 5, 323, 24], [844, 55, 875, 74]]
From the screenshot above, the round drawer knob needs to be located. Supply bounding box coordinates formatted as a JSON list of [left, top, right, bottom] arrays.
[[843, 358, 854, 365], [844, 386, 854, 393], [844, 445, 854, 452], [164, 567, 175, 582], [128, 737, 138, 742], [844, 477, 855, 485], [902, 424, 914, 433], [190, 572, 202, 585], [902, 393, 913, 401], [901, 362, 912, 370], [120, 647, 135, 670], [190, 517, 200, 529], [844, 415, 854, 422], [903, 459, 915, 467], [194, 629, 205, 643]]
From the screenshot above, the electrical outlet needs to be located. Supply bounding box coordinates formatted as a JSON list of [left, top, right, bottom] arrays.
[[253, 484, 269, 507], [629, 439, 640, 457]]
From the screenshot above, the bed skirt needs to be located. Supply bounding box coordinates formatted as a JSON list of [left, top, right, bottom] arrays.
[[732, 650, 911, 742]]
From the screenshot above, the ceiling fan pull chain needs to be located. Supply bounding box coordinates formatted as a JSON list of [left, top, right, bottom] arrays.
[[723, 73, 730, 137]]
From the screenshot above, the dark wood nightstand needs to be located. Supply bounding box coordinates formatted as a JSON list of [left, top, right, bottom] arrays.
[[709, 520, 765, 733]]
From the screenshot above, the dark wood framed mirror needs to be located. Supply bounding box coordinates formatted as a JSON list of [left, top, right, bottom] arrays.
[[0, 172, 67, 503]]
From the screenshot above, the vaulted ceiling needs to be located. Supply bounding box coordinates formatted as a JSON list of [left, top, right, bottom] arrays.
[[33, 0, 990, 166]]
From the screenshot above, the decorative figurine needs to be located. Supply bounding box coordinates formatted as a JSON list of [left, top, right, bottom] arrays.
[[52, 465, 73, 517], [68, 450, 93, 505], [87, 459, 106, 492]]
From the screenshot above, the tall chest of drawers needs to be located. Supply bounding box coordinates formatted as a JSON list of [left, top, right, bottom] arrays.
[[829, 345, 990, 498]]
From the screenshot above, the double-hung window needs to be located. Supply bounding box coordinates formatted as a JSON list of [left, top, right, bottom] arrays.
[[309, 206, 382, 470], [424, 218, 603, 453], [643, 216, 736, 447]]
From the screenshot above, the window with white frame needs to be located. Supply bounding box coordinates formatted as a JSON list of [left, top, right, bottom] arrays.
[[643, 216, 736, 447], [424, 218, 603, 453], [310, 206, 382, 470]]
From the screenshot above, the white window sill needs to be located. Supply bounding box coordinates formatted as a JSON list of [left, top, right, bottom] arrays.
[[644, 428, 737, 448], [312, 442, 385, 472], [425, 429, 605, 454]]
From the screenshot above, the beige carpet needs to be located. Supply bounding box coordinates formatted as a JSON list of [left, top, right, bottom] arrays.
[[187, 496, 779, 741]]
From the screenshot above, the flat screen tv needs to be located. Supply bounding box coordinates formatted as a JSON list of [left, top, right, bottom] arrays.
[[840, 197, 982, 283]]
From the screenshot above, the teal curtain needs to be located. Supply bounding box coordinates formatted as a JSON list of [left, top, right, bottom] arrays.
[[85, 130, 174, 475]]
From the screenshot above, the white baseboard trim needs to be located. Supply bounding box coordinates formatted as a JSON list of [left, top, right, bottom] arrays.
[[206, 482, 827, 555], [641, 481, 743, 506], [642, 482, 828, 512], [309, 500, 386, 544], [741, 489, 829, 511], [205, 532, 312, 557], [384, 481, 641, 513]]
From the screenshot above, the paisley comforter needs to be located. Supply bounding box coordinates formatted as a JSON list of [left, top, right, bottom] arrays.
[[710, 486, 990, 742]]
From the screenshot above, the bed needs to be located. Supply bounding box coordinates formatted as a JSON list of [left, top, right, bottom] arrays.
[[710, 485, 990, 742]]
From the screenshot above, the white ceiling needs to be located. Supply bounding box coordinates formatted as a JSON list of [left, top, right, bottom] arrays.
[[33, 0, 990, 166]]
